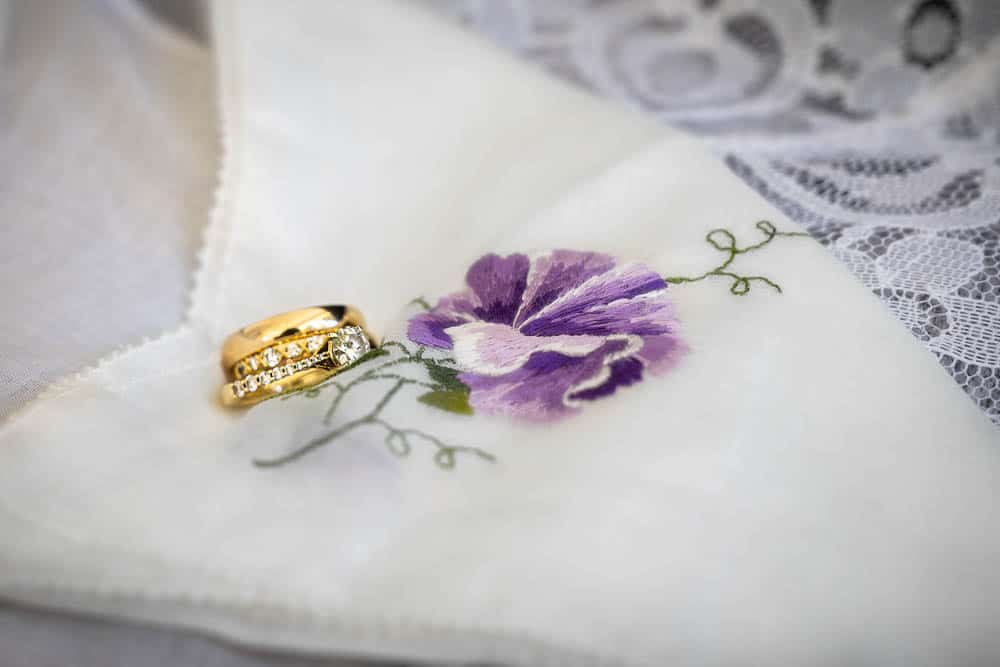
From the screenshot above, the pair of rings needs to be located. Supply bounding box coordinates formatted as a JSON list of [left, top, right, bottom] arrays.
[[219, 305, 377, 408]]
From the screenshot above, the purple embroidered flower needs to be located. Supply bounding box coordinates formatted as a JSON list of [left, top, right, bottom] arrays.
[[408, 250, 687, 420]]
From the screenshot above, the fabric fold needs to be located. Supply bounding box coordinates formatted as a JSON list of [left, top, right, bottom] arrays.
[[1, 1, 998, 665]]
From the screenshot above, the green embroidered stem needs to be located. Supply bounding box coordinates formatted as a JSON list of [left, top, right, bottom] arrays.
[[321, 356, 423, 424], [409, 297, 432, 312], [254, 378, 410, 468], [255, 340, 491, 469], [663, 220, 810, 296], [374, 420, 496, 469], [380, 340, 414, 355]]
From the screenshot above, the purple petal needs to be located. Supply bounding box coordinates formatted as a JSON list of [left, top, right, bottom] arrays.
[[519, 262, 670, 337], [407, 248, 689, 421], [635, 334, 688, 374], [460, 352, 590, 420], [447, 321, 606, 376], [465, 253, 530, 326], [406, 293, 477, 349], [408, 313, 460, 349], [513, 250, 616, 328], [459, 339, 629, 421], [569, 356, 644, 402]]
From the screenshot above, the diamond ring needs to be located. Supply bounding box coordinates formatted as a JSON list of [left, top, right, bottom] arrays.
[[219, 305, 377, 408]]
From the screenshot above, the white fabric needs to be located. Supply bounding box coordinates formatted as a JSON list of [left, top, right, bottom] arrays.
[[1, 1, 999, 665], [0, 0, 217, 419], [0, 601, 372, 667]]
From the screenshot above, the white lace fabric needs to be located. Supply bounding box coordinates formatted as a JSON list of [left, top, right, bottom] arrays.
[[427, 0, 1000, 425], [1, 1, 999, 665]]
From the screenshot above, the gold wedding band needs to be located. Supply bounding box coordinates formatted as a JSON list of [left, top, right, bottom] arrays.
[[219, 305, 377, 408]]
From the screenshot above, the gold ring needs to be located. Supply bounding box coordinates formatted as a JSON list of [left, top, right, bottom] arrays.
[[219, 305, 377, 408]]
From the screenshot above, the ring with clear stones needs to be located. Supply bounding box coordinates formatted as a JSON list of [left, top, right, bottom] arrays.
[[219, 305, 376, 408]]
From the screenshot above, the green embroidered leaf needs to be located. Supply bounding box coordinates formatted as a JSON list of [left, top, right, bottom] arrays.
[[425, 362, 468, 393], [418, 389, 473, 416]]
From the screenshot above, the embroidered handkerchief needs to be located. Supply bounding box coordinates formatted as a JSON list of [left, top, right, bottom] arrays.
[[2, 2, 998, 665]]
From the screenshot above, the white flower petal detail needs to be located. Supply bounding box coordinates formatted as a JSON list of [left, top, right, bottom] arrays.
[[446, 321, 607, 377]]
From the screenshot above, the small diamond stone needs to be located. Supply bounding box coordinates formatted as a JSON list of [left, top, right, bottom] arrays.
[[248, 356, 259, 371], [341, 333, 366, 360], [233, 382, 245, 398], [245, 375, 258, 392], [236, 362, 247, 377], [260, 371, 272, 384], [262, 347, 280, 367], [285, 342, 302, 358], [334, 349, 349, 365], [306, 335, 324, 352]]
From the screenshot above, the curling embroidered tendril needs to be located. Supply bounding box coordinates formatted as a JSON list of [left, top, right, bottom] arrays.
[[409, 296, 432, 312], [254, 339, 494, 469], [663, 220, 809, 295]]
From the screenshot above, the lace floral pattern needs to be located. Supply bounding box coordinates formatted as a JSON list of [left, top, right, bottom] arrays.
[[426, 0, 1000, 424]]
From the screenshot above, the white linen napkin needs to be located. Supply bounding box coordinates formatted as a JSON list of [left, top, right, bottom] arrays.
[[2, 1, 998, 665]]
